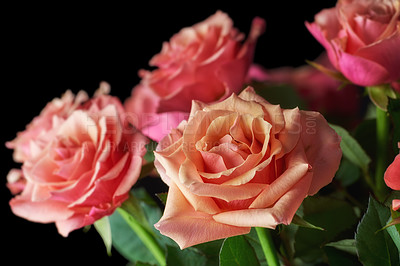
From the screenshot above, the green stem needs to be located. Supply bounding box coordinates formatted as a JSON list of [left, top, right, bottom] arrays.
[[255, 227, 280, 266], [117, 208, 166, 266], [375, 107, 389, 200]]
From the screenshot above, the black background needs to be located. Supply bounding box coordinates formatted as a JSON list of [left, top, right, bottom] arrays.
[[2, 1, 336, 265]]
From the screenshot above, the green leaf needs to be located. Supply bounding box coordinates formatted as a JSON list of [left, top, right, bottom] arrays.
[[134, 262, 156, 266], [330, 124, 371, 173], [166, 245, 207, 266], [193, 239, 224, 266], [335, 159, 361, 187], [386, 217, 400, 253], [164, 239, 223, 266], [109, 211, 159, 265], [325, 239, 357, 256], [291, 214, 325, 231], [294, 196, 358, 263], [109, 188, 168, 265], [119, 191, 155, 235], [388, 208, 400, 253], [355, 196, 399, 266], [94, 216, 112, 256], [392, 210, 400, 235], [131, 188, 176, 248], [219, 235, 260, 266]]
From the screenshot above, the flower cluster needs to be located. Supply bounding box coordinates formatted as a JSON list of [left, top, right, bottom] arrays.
[[6, 2, 400, 265]]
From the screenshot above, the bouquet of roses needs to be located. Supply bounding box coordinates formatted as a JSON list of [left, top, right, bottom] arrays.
[[6, 1, 400, 265]]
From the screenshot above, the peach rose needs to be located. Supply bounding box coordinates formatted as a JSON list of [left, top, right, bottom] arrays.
[[125, 11, 265, 141], [306, 0, 400, 86], [7, 89, 147, 236], [154, 87, 342, 248], [384, 142, 400, 211]]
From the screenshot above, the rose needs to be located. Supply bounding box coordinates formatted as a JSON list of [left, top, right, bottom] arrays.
[[384, 142, 400, 211], [7, 89, 147, 236], [247, 53, 361, 118], [306, 0, 400, 87], [125, 11, 265, 142], [153, 87, 342, 248]]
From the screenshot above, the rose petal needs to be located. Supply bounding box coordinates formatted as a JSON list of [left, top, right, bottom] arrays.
[[230, 114, 253, 148], [205, 93, 264, 118], [183, 109, 233, 170], [335, 43, 390, 86], [155, 183, 250, 249], [180, 158, 266, 202], [142, 111, 189, 142], [238, 87, 285, 134], [26, 154, 70, 185], [158, 82, 225, 113], [189, 100, 207, 115], [57, 111, 98, 146], [155, 150, 220, 214], [56, 214, 86, 237], [32, 184, 52, 201], [154, 139, 186, 186], [212, 172, 313, 228], [55, 142, 95, 180], [50, 170, 94, 202], [221, 117, 272, 186], [355, 32, 400, 82], [10, 192, 73, 224], [384, 154, 400, 190], [114, 155, 143, 197], [300, 111, 342, 195], [196, 113, 238, 153], [199, 151, 228, 173], [6, 169, 26, 195], [305, 7, 341, 68], [353, 15, 388, 45], [207, 142, 246, 169], [124, 84, 160, 129], [68, 153, 131, 208], [249, 142, 310, 209], [276, 108, 301, 158], [393, 199, 400, 211]]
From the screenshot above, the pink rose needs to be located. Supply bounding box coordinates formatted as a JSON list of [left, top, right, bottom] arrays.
[[248, 53, 361, 117], [306, 0, 400, 86], [7, 89, 147, 236], [384, 142, 400, 211], [154, 87, 342, 248], [125, 11, 265, 141]]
